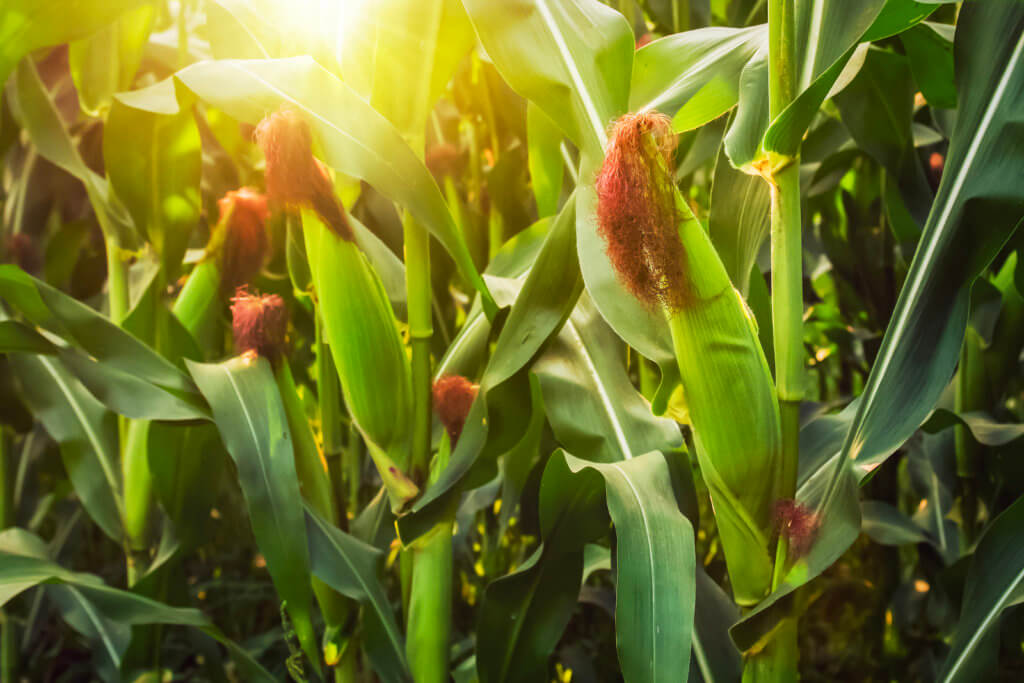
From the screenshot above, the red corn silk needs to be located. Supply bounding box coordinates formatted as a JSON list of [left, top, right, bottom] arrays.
[[231, 288, 289, 364], [217, 187, 269, 293], [5, 233, 42, 274], [595, 111, 689, 312], [636, 33, 655, 49], [253, 108, 353, 241], [432, 375, 479, 447], [773, 499, 821, 558], [425, 142, 461, 181]]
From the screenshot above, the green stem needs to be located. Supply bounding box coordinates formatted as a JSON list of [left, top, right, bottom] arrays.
[[746, 0, 802, 680], [407, 442, 453, 683], [122, 418, 153, 586], [105, 236, 131, 327], [403, 210, 434, 482], [742, 618, 798, 683], [955, 327, 984, 547]]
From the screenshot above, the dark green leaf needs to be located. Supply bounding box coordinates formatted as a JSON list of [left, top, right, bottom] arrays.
[[9, 354, 122, 541], [0, 266, 207, 420], [305, 505, 409, 682], [187, 355, 319, 673], [939, 496, 1024, 682]]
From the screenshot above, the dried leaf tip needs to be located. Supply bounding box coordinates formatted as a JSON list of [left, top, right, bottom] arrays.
[[433, 375, 478, 447], [773, 499, 821, 558], [231, 288, 289, 364], [216, 187, 269, 293], [253, 108, 353, 241], [595, 111, 688, 312]]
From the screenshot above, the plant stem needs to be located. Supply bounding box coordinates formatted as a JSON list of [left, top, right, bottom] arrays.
[[403, 210, 434, 482], [768, 0, 802, 520], [742, 618, 798, 683], [105, 236, 131, 327], [955, 326, 985, 547], [407, 442, 453, 683], [747, 0, 802, 679]]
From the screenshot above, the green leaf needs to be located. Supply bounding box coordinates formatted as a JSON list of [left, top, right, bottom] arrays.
[[69, 3, 155, 117], [534, 292, 683, 463], [860, 501, 930, 546], [0, 320, 57, 355], [147, 423, 225, 550], [476, 545, 584, 683], [187, 355, 319, 674], [555, 451, 696, 683], [8, 355, 122, 542], [691, 567, 742, 683], [0, 0, 148, 89], [105, 88, 202, 279], [462, 0, 634, 156], [0, 528, 276, 681], [367, 0, 475, 138], [901, 22, 957, 109], [708, 135, 771, 296], [738, 4, 1024, 642], [527, 103, 565, 218], [0, 266, 207, 420], [630, 26, 766, 133], [922, 409, 1024, 447], [939, 496, 1024, 682], [305, 506, 410, 682], [169, 56, 497, 319], [9, 59, 134, 245]]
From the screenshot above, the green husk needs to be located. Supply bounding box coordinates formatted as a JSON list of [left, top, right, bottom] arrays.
[[301, 209, 418, 509], [664, 167, 784, 606]]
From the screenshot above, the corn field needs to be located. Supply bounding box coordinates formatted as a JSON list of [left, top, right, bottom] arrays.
[[1, 0, 1023, 681]]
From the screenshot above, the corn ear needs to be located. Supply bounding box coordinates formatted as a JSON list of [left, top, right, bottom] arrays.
[[302, 208, 418, 509], [666, 191, 784, 606]]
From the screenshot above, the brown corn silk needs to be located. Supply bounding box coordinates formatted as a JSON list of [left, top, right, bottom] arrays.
[[595, 112, 689, 312], [254, 108, 353, 241], [216, 187, 269, 293], [432, 375, 478, 447], [231, 289, 288, 364]]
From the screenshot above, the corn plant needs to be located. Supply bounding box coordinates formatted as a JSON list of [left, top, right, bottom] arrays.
[[2, 0, 1024, 682]]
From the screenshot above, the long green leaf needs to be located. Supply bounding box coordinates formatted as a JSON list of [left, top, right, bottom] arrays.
[[0, 0, 148, 89], [0, 265, 207, 420], [0, 528, 276, 681], [8, 355, 122, 542], [10, 58, 134, 244], [939, 496, 1024, 682], [105, 87, 201, 279], [534, 292, 682, 463], [462, 0, 634, 156], [630, 26, 765, 133], [305, 506, 410, 682], [544, 451, 696, 683], [187, 355, 319, 674]]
